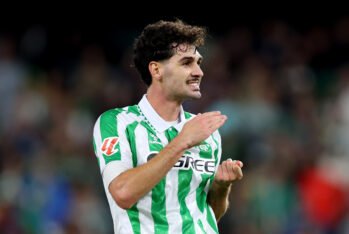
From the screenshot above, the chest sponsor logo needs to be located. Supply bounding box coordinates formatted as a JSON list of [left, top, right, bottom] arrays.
[[101, 137, 119, 156], [174, 155, 215, 174]]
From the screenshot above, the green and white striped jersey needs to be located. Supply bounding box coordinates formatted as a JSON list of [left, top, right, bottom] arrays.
[[93, 95, 222, 234]]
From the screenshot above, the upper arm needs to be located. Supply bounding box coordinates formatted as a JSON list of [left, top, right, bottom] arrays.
[[93, 110, 133, 191]]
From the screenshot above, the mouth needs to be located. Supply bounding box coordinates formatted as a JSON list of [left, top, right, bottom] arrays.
[[186, 79, 201, 91]]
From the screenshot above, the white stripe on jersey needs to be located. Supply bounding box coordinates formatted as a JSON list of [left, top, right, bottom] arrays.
[[165, 170, 182, 234], [203, 179, 217, 234]]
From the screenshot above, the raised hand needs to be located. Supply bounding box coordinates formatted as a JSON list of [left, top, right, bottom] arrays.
[[214, 159, 243, 187], [178, 111, 227, 148]]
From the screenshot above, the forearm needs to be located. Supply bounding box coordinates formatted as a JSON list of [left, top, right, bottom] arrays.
[[208, 181, 231, 221], [109, 136, 189, 209]]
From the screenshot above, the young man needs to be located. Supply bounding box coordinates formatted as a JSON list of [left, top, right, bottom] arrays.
[[93, 19, 243, 234]]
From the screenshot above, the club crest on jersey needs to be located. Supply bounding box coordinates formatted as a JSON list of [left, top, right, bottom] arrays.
[[101, 137, 119, 156], [196, 142, 210, 152]]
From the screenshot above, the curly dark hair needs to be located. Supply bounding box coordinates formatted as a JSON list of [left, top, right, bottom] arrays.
[[133, 19, 207, 86]]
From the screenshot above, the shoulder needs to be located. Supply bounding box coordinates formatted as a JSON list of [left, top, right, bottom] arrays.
[[99, 107, 127, 121], [97, 105, 142, 123]]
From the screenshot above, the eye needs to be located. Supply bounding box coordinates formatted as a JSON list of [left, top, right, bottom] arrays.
[[183, 61, 191, 66]]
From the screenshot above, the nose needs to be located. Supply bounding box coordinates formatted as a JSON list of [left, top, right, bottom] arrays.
[[192, 64, 204, 77]]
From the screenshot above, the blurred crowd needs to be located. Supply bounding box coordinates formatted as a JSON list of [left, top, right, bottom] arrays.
[[1, 17, 349, 234]]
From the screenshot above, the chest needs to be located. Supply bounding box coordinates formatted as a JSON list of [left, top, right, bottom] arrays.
[[132, 125, 218, 182]]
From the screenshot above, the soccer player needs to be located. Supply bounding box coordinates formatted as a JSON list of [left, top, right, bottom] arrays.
[[93, 19, 243, 234]]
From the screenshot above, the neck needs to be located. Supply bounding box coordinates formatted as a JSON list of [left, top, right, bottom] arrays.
[[146, 86, 181, 121]]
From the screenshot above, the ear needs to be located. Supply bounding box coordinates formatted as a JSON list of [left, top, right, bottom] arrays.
[[149, 61, 162, 82]]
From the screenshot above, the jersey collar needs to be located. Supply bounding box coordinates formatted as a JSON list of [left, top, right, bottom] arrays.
[[138, 95, 186, 133]]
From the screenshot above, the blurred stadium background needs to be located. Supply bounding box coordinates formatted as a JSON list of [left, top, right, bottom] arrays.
[[1, 13, 349, 233]]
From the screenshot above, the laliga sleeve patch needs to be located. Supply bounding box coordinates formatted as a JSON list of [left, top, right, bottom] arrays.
[[101, 137, 119, 156]]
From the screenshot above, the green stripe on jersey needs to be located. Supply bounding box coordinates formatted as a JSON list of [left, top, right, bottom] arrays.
[[165, 127, 195, 234], [125, 120, 141, 233], [127, 206, 141, 234], [196, 174, 211, 213], [184, 111, 192, 120], [178, 169, 194, 234], [151, 178, 168, 234], [128, 105, 141, 116], [126, 121, 139, 167], [99, 109, 123, 163]]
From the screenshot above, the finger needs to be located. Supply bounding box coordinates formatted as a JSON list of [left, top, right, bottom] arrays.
[[210, 115, 227, 131], [215, 115, 228, 129], [201, 111, 222, 118], [232, 160, 243, 168], [225, 159, 236, 180], [233, 165, 243, 180], [226, 159, 244, 180], [228, 159, 237, 181], [203, 113, 226, 124], [207, 111, 221, 115], [193, 112, 220, 122], [215, 164, 223, 179], [221, 160, 230, 180]]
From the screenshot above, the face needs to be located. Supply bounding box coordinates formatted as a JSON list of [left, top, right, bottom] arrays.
[[159, 44, 204, 102]]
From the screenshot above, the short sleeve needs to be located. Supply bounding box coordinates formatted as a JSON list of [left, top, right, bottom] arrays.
[[93, 109, 133, 190], [212, 130, 222, 169]]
